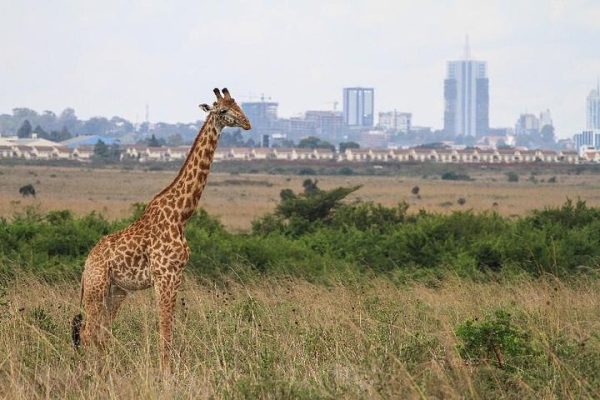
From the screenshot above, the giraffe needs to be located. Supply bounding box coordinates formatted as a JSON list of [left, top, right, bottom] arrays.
[[71, 88, 251, 371]]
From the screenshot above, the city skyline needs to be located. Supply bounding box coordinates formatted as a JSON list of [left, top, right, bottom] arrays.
[[1, 1, 599, 139]]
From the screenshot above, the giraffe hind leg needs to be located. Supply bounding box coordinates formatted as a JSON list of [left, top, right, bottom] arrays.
[[108, 283, 128, 322], [80, 266, 111, 348]]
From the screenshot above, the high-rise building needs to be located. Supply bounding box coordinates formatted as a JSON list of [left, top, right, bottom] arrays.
[[539, 109, 553, 128], [444, 37, 489, 137], [241, 99, 279, 139], [515, 114, 540, 136], [304, 111, 344, 141], [587, 82, 600, 130], [343, 87, 374, 127], [573, 130, 597, 155], [378, 111, 412, 132]]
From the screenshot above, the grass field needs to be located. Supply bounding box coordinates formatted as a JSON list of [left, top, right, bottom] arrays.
[[3, 164, 600, 230], [2, 162, 600, 398], [1, 275, 600, 399]]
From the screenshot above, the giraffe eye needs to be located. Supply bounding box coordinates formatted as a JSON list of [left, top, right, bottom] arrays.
[[219, 109, 228, 114]]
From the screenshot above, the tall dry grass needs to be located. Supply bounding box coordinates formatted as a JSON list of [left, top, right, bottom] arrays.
[[1, 274, 599, 399], [5, 165, 600, 230]]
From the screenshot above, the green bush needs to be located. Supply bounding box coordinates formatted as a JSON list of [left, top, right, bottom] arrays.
[[441, 171, 472, 181], [338, 166, 354, 176], [456, 309, 540, 370], [2, 187, 600, 281], [506, 171, 519, 182]]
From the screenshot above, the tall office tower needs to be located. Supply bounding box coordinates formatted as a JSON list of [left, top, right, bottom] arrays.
[[241, 98, 278, 138], [587, 81, 600, 130], [444, 37, 489, 137], [343, 87, 374, 127]]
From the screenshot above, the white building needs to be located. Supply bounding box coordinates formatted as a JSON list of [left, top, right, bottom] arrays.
[[573, 130, 600, 156], [587, 83, 600, 130], [443, 37, 489, 137], [515, 114, 540, 135], [378, 111, 412, 132]]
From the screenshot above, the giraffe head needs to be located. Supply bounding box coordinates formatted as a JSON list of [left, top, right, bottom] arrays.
[[200, 88, 251, 130]]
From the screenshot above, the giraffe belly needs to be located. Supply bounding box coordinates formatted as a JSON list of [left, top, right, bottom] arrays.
[[111, 268, 152, 290], [110, 258, 153, 291]]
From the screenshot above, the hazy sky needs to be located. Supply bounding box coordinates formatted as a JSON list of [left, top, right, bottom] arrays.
[[1, 0, 599, 138]]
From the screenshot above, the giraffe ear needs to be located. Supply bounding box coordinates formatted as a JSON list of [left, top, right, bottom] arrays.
[[199, 103, 212, 112]]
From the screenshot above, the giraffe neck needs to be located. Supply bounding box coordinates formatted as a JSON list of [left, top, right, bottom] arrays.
[[149, 114, 224, 224]]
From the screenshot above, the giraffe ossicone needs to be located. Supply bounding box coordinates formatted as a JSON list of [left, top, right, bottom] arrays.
[[72, 87, 251, 372]]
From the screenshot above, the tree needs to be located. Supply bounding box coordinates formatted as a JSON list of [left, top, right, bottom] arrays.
[[339, 141, 360, 153], [33, 125, 49, 139], [93, 140, 110, 159], [49, 126, 72, 142], [276, 185, 361, 224], [12, 108, 38, 121], [82, 117, 111, 135], [147, 134, 162, 147], [297, 136, 335, 151], [302, 178, 320, 195], [17, 120, 32, 138], [220, 130, 245, 147], [541, 125, 555, 143], [167, 133, 184, 146], [109, 143, 121, 161], [58, 108, 80, 133]]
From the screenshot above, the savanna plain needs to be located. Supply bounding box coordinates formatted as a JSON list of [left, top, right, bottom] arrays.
[[1, 163, 600, 399]]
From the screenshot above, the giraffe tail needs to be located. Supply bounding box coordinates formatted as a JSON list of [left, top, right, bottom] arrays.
[[71, 313, 83, 348], [71, 278, 85, 348]]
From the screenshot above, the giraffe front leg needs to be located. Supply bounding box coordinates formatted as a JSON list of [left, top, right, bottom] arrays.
[[153, 273, 182, 373]]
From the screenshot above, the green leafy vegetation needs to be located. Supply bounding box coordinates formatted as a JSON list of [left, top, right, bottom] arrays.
[[456, 309, 539, 370], [441, 171, 472, 181], [1, 181, 600, 283], [506, 171, 519, 182]]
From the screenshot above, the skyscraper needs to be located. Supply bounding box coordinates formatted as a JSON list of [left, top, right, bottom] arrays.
[[241, 99, 278, 139], [343, 87, 374, 127], [444, 37, 489, 137], [587, 81, 600, 130]]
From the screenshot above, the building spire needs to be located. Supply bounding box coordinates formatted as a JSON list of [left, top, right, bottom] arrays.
[[464, 34, 471, 60]]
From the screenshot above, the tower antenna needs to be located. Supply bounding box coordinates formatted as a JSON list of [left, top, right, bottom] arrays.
[[464, 34, 471, 60]]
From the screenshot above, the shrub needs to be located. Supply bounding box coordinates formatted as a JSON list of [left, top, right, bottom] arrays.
[[298, 168, 316, 175], [441, 171, 472, 181], [411, 186, 420, 196], [456, 309, 539, 370], [506, 172, 519, 182], [457, 197, 467, 206], [338, 167, 354, 176]]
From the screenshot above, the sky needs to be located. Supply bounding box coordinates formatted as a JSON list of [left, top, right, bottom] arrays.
[[0, 0, 599, 138]]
